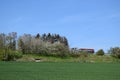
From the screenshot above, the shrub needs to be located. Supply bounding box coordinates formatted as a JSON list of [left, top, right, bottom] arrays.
[[108, 47, 120, 59], [2, 50, 23, 61], [45, 43, 69, 57], [70, 53, 80, 58], [96, 49, 105, 56], [0, 50, 5, 61], [80, 52, 89, 57], [56, 52, 69, 58], [69, 51, 89, 58]]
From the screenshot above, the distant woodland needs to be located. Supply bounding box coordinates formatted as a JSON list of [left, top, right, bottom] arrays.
[[0, 32, 120, 61]]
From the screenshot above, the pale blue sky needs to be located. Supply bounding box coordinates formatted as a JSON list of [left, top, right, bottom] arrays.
[[0, 0, 120, 52]]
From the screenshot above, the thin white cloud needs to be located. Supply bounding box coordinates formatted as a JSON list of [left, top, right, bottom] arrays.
[[107, 13, 120, 19], [9, 17, 23, 27], [36, 12, 120, 27], [15, 17, 23, 23], [59, 15, 81, 23]]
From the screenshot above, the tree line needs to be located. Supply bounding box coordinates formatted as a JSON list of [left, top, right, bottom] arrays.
[[18, 33, 69, 55], [0, 32, 120, 61], [0, 32, 69, 60]]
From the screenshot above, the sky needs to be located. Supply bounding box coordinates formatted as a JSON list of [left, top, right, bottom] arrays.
[[0, 0, 120, 52]]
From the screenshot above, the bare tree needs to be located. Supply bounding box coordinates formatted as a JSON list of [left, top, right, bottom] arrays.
[[18, 34, 32, 54]]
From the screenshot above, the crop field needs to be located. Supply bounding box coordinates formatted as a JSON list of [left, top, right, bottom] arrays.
[[0, 62, 120, 80]]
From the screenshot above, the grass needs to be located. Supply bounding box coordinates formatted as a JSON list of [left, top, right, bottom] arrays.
[[16, 54, 120, 63], [0, 62, 120, 80]]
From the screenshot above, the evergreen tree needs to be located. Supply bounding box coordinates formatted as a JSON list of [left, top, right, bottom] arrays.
[[35, 33, 40, 39], [96, 49, 105, 56]]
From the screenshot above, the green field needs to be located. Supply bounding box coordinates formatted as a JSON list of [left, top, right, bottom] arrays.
[[0, 62, 120, 80]]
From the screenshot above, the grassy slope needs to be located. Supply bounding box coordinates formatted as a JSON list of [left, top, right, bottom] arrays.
[[17, 54, 120, 63], [0, 62, 120, 80]]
